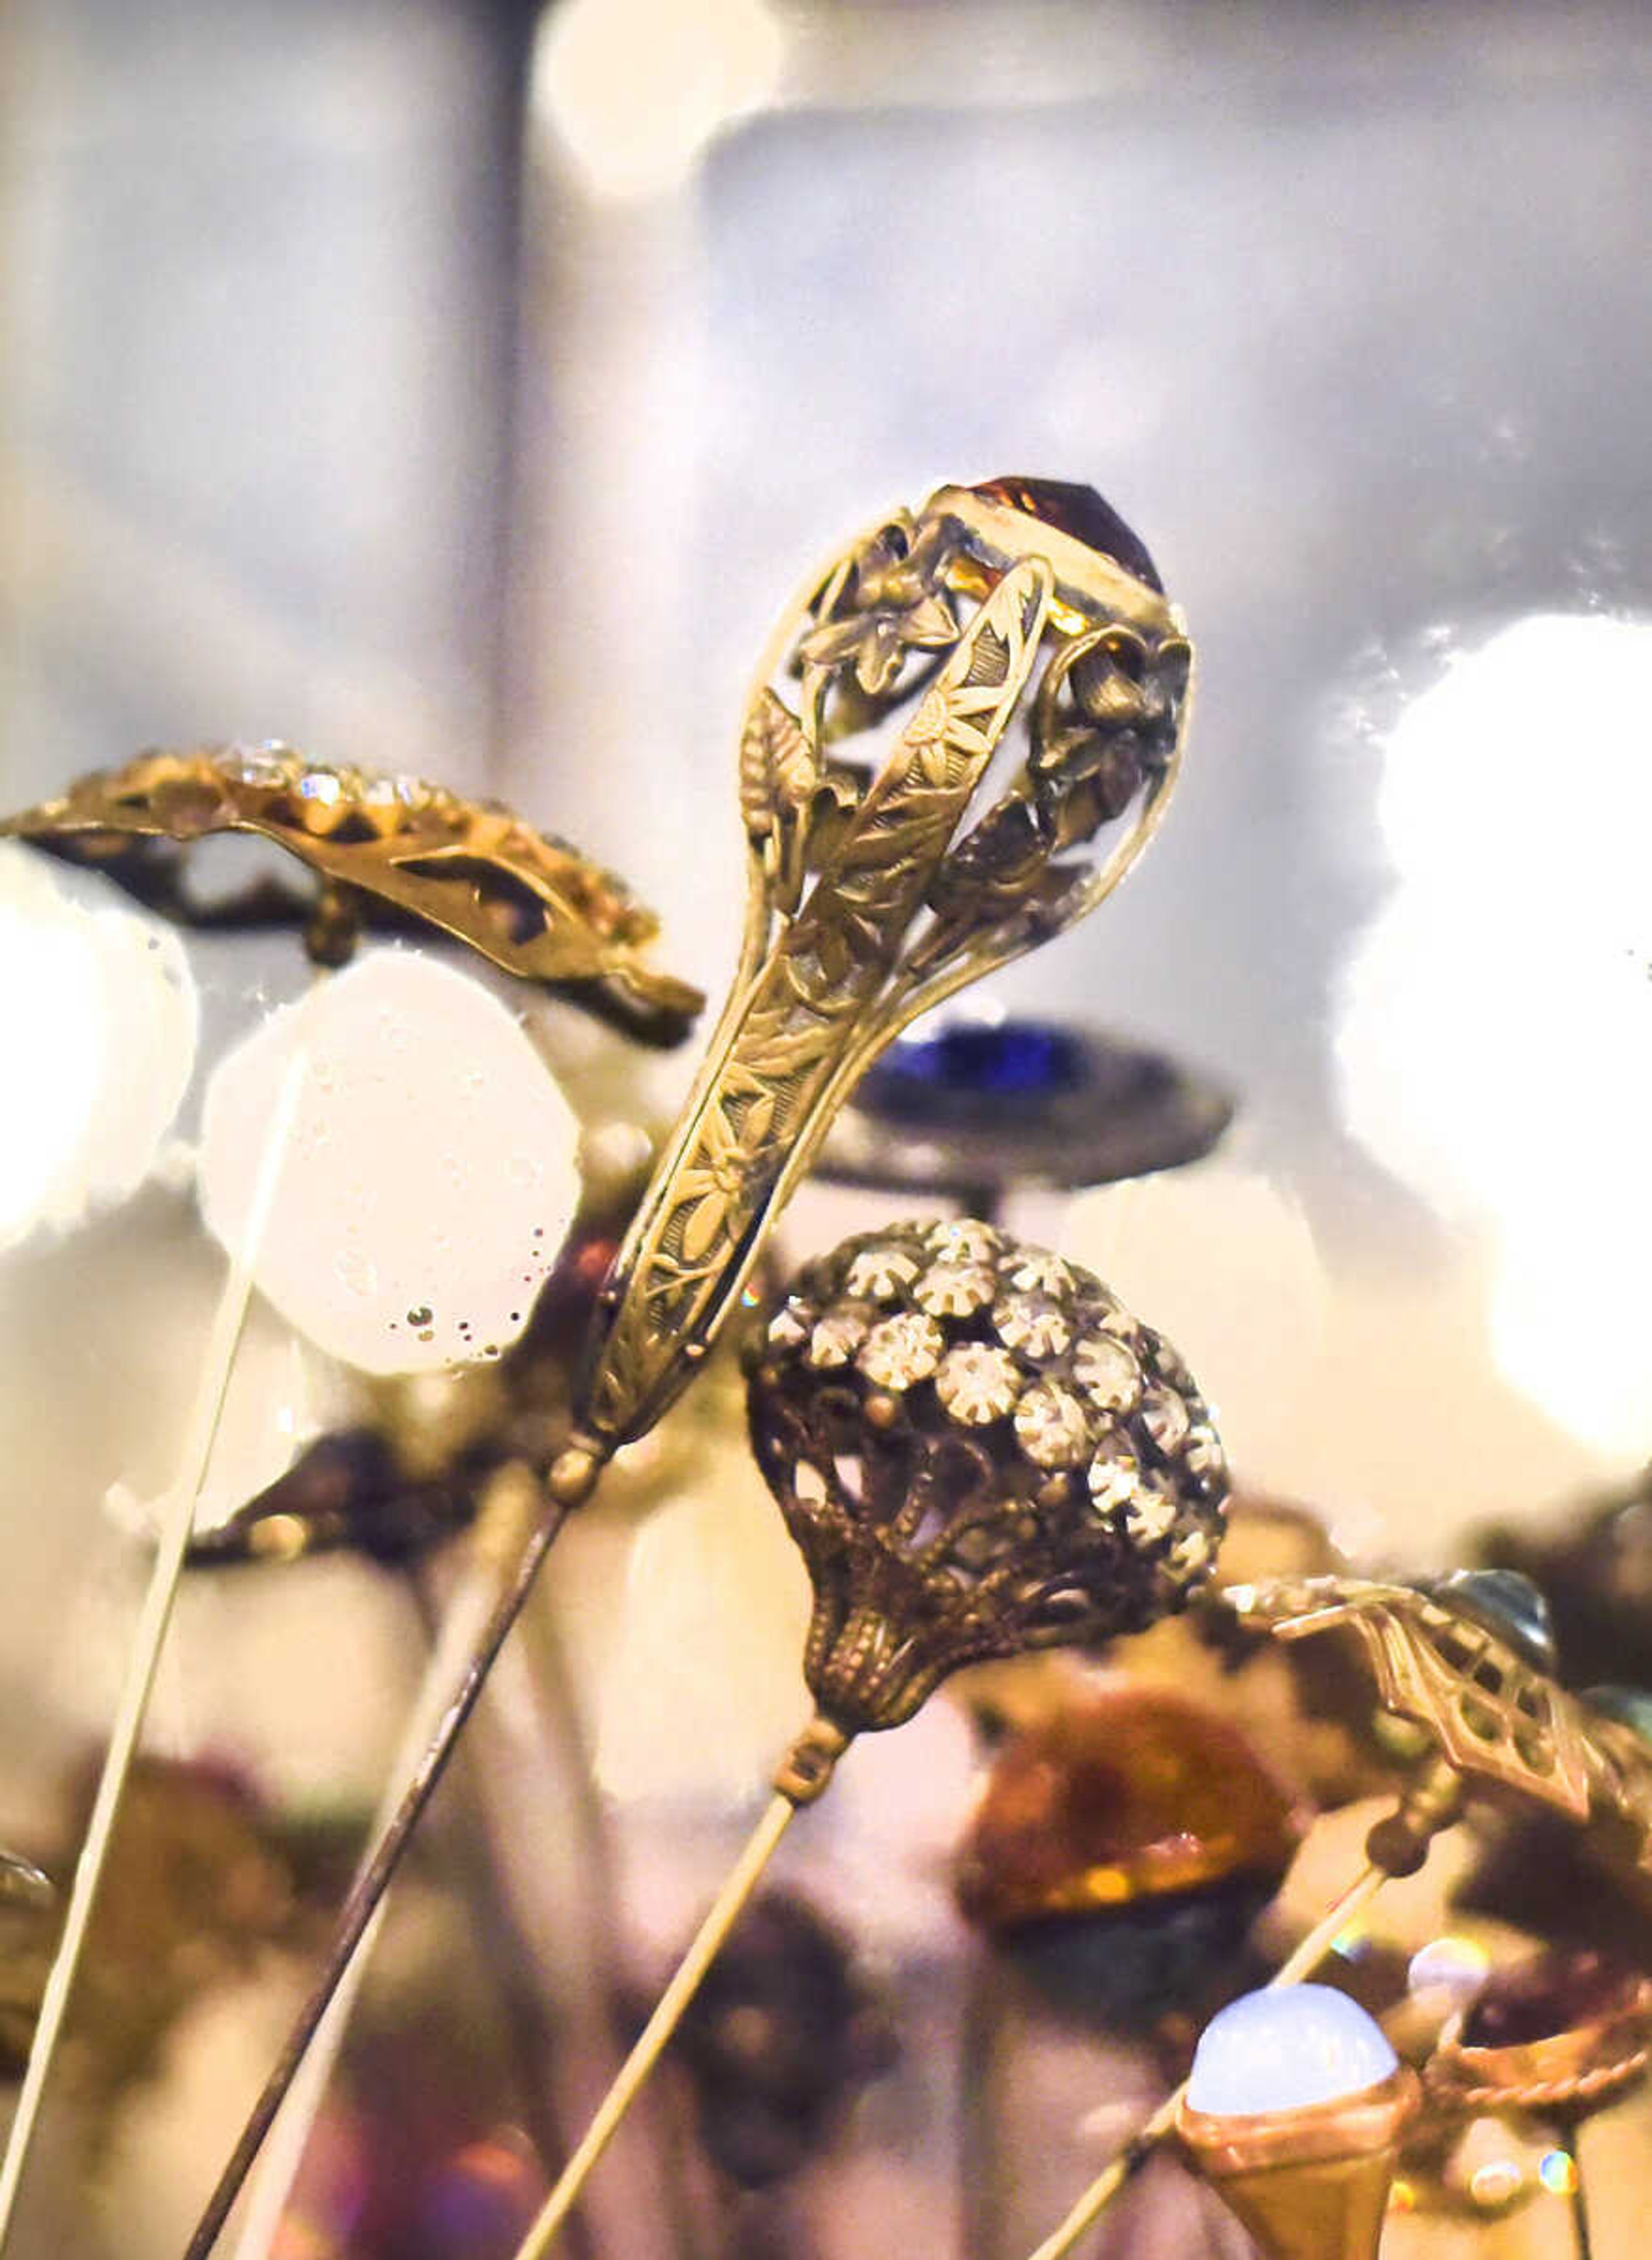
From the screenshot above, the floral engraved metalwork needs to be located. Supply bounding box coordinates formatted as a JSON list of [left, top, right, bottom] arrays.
[[1226, 1575, 1652, 1896], [576, 477, 1193, 1451], [745, 1221, 1227, 1735], [0, 745, 703, 1043]]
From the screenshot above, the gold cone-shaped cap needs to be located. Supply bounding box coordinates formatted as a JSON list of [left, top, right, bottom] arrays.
[[1178, 2067, 1419, 2260]]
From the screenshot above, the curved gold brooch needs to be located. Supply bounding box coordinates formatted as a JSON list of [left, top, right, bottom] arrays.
[[0, 743, 703, 1044]]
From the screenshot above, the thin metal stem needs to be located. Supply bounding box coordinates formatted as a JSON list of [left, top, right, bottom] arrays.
[[0, 1021, 315, 2252], [182, 1489, 580, 2258], [1022, 1861, 1389, 2260], [512, 1791, 799, 2260], [227, 1545, 510, 2260]]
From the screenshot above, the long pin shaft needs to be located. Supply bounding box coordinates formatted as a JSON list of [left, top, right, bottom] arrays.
[[228, 1548, 509, 2260], [513, 1791, 799, 2260], [1024, 1860, 1389, 2260], [182, 1485, 579, 2256], [0, 1028, 314, 2251]]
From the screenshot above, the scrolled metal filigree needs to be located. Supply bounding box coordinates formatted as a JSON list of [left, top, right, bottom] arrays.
[[0, 744, 702, 1043], [745, 1220, 1227, 1736], [577, 476, 1193, 1452], [1226, 1574, 1652, 1899]]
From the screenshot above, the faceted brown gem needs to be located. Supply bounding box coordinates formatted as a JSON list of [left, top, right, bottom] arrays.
[[955, 1684, 1302, 1931], [970, 475, 1164, 593]]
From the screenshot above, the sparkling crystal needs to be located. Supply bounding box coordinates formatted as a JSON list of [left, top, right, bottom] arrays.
[[1087, 1441, 1140, 1513], [1186, 1984, 1399, 2116], [969, 476, 1165, 594], [1168, 1524, 1215, 1579], [1123, 1480, 1177, 1544], [809, 1309, 869, 1368], [914, 1261, 996, 1318], [1073, 1333, 1141, 1412], [1183, 1424, 1224, 1481], [298, 768, 344, 804], [857, 1311, 943, 1391], [217, 745, 293, 788], [925, 1219, 1001, 1265], [844, 1244, 924, 1301], [1002, 1249, 1074, 1297], [1141, 1386, 1190, 1453], [1013, 1382, 1091, 1469], [767, 1304, 811, 1350], [935, 1342, 1021, 1425], [993, 1292, 1072, 1360]]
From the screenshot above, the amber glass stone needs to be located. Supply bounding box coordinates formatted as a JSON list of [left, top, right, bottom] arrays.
[[956, 1684, 1301, 1931], [969, 475, 1164, 592]]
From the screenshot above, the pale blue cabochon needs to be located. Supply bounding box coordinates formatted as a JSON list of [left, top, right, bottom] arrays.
[[1187, 1984, 1399, 2117]]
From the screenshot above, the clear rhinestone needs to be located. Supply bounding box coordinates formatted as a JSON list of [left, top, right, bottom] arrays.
[[915, 1260, 997, 1318], [992, 1293, 1072, 1360], [1141, 1386, 1190, 1452], [809, 1309, 869, 1368], [1073, 1333, 1142, 1412], [1184, 1424, 1224, 1480], [1087, 1441, 1140, 1512], [298, 768, 343, 804], [925, 1219, 1001, 1265], [935, 1342, 1021, 1425], [767, 1304, 810, 1350], [1168, 1524, 1216, 1580], [1099, 1303, 1140, 1342], [845, 1244, 924, 1301], [857, 1310, 943, 1390], [1014, 1382, 1091, 1468], [217, 745, 293, 789], [1124, 1479, 1179, 1545], [1003, 1249, 1074, 1296]]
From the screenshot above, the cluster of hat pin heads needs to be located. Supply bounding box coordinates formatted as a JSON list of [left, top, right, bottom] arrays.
[[1, 477, 1648, 2260]]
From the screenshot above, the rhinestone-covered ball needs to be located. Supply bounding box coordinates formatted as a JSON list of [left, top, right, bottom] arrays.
[[745, 1221, 1228, 1733]]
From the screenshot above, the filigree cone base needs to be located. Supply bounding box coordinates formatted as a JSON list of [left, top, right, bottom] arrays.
[[746, 1220, 1227, 1742]]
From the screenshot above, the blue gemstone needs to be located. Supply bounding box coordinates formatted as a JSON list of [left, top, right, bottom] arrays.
[[1430, 1569, 1556, 1675], [1583, 1684, 1652, 1746], [864, 1019, 1085, 1112], [1186, 1984, 1398, 2116]]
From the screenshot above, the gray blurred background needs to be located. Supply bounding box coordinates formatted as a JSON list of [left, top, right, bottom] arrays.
[[2, 3, 1651, 2252]]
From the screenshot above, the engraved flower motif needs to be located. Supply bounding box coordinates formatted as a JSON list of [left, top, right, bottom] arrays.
[[798, 517, 959, 701], [671, 1093, 778, 1265]]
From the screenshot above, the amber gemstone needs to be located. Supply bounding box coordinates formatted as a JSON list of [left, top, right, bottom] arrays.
[[1460, 1949, 1645, 2049], [970, 475, 1163, 592], [956, 1684, 1301, 1931]]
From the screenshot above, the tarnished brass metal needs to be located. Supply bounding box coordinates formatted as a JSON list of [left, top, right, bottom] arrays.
[[0, 744, 702, 1042], [577, 477, 1191, 1453], [746, 1219, 1226, 1740], [1226, 1575, 1652, 1896]]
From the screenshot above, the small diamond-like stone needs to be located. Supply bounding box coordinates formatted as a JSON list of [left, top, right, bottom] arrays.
[[1168, 1524, 1215, 1580], [925, 1219, 1001, 1265], [993, 1292, 1072, 1359], [1003, 1249, 1074, 1297], [1124, 1480, 1178, 1544], [1184, 1424, 1224, 1481], [1087, 1442, 1140, 1512], [915, 1261, 996, 1318], [767, 1303, 810, 1350], [1073, 1333, 1142, 1412], [1141, 1387, 1190, 1452], [1014, 1382, 1091, 1468], [845, 1244, 923, 1301], [218, 745, 293, 788], [809, 1309, 869, 1368], [298, 768, 344, 804], [857, 1311, 943, 1390], [935, 1342, 1021, 1425]]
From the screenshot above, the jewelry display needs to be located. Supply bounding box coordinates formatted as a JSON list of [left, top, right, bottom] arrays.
[[176, 473, 1195, 2256]]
